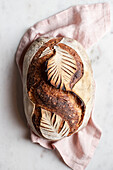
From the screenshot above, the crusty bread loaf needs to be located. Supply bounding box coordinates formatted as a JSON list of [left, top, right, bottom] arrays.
[[23, 37, 95, 141]]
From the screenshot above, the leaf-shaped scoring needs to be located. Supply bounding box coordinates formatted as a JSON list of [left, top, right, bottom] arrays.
[[40, 108, 69, 140], [46, 45, 77, 90]]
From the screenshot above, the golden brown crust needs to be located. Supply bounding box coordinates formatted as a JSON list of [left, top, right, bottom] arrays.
[[27, 37, 85, 137]]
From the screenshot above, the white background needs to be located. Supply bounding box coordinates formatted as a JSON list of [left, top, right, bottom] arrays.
[[0, 0, 113, 170]]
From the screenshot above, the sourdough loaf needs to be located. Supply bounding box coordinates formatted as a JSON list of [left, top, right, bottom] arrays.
[[23, 37, 95, 141]]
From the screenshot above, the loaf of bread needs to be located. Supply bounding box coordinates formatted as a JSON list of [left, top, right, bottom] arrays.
[[23, 37, 95, 141]]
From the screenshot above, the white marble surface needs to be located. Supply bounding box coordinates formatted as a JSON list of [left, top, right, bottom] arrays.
[[0, 0, 113, 170]]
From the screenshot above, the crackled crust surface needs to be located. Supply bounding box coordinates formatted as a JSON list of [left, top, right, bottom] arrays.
[[23, 37, 95, 140]]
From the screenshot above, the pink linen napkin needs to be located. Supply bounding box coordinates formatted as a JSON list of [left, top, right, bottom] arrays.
[[16, 3, 110, 170]]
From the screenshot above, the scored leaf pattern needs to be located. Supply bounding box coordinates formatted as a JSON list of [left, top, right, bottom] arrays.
[[46, 45, 77, 90], [27, 37, 86, 140], [40, 108, 69, 140]]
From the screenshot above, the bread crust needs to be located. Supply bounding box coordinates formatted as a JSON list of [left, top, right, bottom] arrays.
[[23, 37, 95, 140]]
